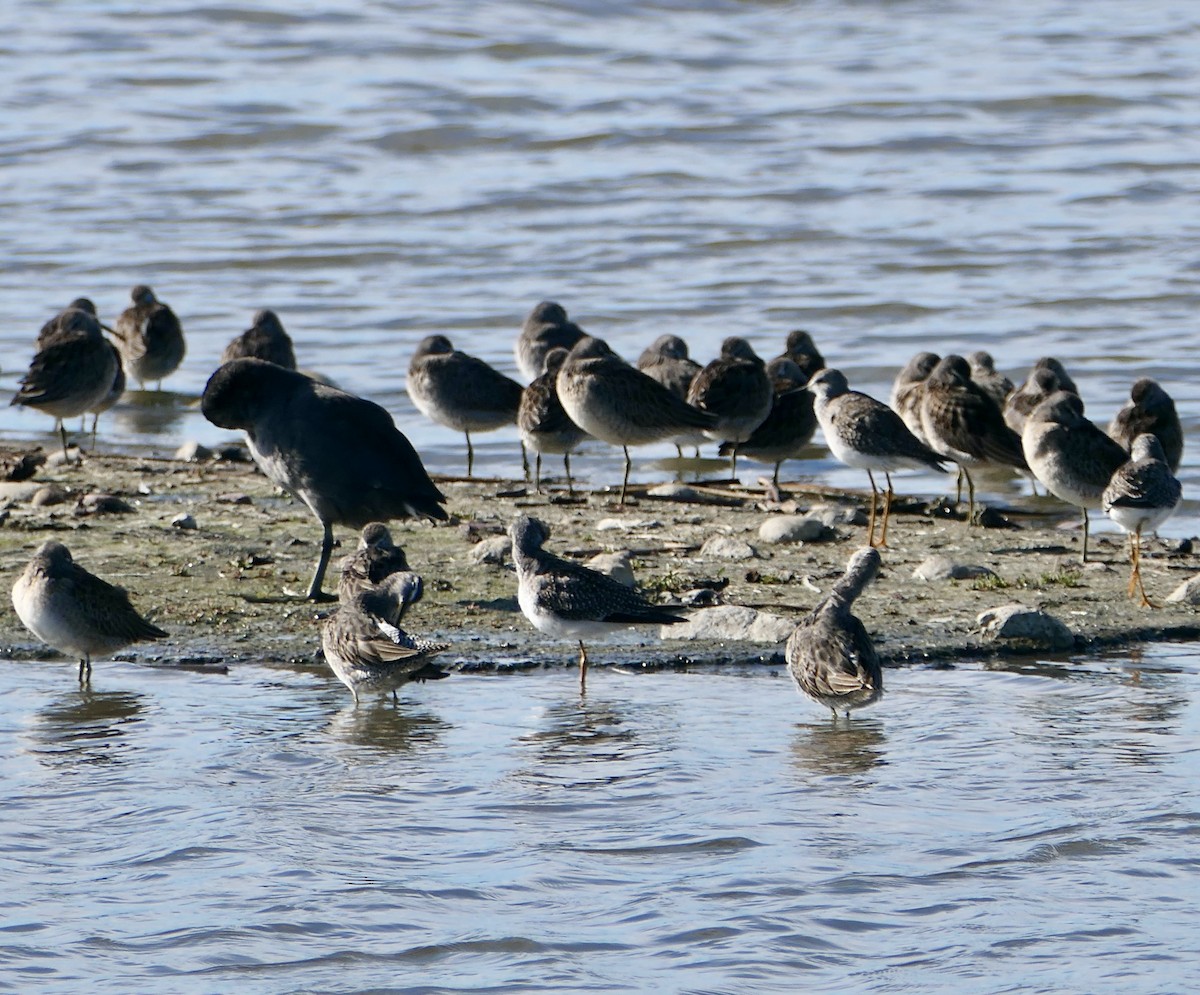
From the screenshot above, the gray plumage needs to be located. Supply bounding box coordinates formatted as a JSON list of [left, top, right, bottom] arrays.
[[222, 309, 297, 370], [518, 347, 587, 494], [785, 547, 883, 717], [687, 337, 774, 476], [772, 329, 826, 383], [1107, 378, 1182, 474], [637, 334, 702, 400], [1021, 390, 1129, 562], [718, 358, 816, 486], [515, 301, 587, 382], [112, 284, 186, 389], [322, 572, 449, 702], [1102, 434, 1182, 607], [1004, 358, 1078, 435], [11, 541, 167, 682], [201, 358, 448, 600], [337, 523, 413, 603], [509, 514, 686, 685], [407, 334, 524, 477], [889, 351, 940, 444], [556, 336, 717, 503], [38, 298, 104, 348], [966, 351, 1014, 410]]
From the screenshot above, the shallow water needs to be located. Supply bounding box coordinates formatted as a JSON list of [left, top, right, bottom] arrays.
[[0, 0, 1198, 531], [2, 3, 1200, 990], [2, 646, 1199, 992]]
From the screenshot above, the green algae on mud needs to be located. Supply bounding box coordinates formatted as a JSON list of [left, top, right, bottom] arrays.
[[0, 450, 1197, 676]]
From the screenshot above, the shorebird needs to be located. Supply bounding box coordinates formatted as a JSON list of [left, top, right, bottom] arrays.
[[1004, 357, 1078, 436], [12, 307, 121, 459], [555, 336, 716, 504], [518, 347, 587, 495], [12, 541, 167, 682], [201, 358, 448, 600], [785, 546, 883, 718], [407, 334, 525, 477], [222, 309, 298, 369], [37, 298, 110, 347], [1021, 390, 1129, 562], [772, 329, 826, 382], [919, 355, 1028, 522], [111, 284, 186, 389], [515, 301, 587, 382], [807, 368, 946, 547], [1102, 434, 1182, 607], [889, 351, 940, 444], [508, 514, 686, 688], [687, 337, 773, 477], [1108, 378, 1183, 474], [966, 351, 1014, 410], [322, 572, 449, 703], [719, 357, 817, 488], [337, 523, 412, 603], [636, 334, 706, 457]]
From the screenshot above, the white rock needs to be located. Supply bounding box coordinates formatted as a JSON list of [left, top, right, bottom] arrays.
[[172, 513, 198, 530], [175, 441, 213, 462], [806, 503, 867, 527], [469, 535, 512, 565], [913, 555, 998, 582], [758, 515, 833, 545], [585, 550, 635, 587], [596, 517, 661, 531], [662, 604, 794, 643], [1166, 574, 1200, 604], [977, 604, 1074, 650], [699, 535, 757, 560]]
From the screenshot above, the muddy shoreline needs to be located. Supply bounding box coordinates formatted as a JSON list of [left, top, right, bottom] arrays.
[[0, 445, 1197, 677]]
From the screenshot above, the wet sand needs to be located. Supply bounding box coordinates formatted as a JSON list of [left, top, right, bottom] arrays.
[[0, 446, 1196, 675]]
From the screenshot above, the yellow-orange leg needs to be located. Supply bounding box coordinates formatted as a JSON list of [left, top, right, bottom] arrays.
[[578, 640, 589, 691], [865, 470, 880, 547], [1130, 528, 1159, 608], [878, 472, 895, 547]]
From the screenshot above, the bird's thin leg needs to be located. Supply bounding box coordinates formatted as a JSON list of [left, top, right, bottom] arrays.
[[563, 452, 574, 497], [578, 640, 589, 691], [1133, 528, 1158, 608], [620, 446, 631, 506], [1081, 508, 1090, 563], [772, 461, 782, 491], [964, 466, 977, 525], [306, 521, 337, 601], [57, 419, 71, 463], [955, 467, 964, 505], [534, 452, 542, 494], [729, 444, 738, 480], [675, 444, 683, 459], [465, 431, 474, 478], [865, 470, 880, 547], [1127, 533, 1138, 597], [78, 656, 91, 684], [879, 472, 895, 547], [521, 441, 530, 483], [90, 413, 100, 447]]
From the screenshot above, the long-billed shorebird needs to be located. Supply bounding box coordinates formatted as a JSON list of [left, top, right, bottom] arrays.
[[222, 309, 297, 369], [337, 523, 413, 603], [322, 572, 449, 703], [636, 334, 705, 457], [807, 368, 946, 547], [556, 336, 716, 504], [1021, 390, 1129, 562], [12, 306, 120, 460], [515, 301, 587, 382], [407, 334, 524, 478], [1108, 378, 1183, 474], [509, 514, 686, 688], [12, 541, 167, 682], [785, 546, 883, 718], [919, 354, 1028, 522], [518, 347, 587, 495], [772, 329, 826, 382], [966, 351, 1014, 410], [687, 337, 773, 478], [1102, 434, 1182, 608], [38, 298, 109, 347], [889, 351, 940, 444], [719, 357, 816, 488], [112, 284, 186, 390], [202, 358, 448, 600]]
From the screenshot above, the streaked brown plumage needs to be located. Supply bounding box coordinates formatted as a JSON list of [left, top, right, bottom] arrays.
[[515, 301, 586, 382], [1107, 378, 1182, 474], [687, 337, 773, 477], [518, 347, 587, 494], [337, 523, 413, 603], [889, 351, 940, 445], [112, 284, 186, 389], [719, 357, 816, 487], [222, 309, 298, 370]]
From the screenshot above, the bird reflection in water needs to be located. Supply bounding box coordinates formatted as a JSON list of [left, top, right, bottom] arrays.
[[790, 719, 887, 778], [325, 699, 446, 753], [112, 389, 192, 439], [29, 688, 145, 766]]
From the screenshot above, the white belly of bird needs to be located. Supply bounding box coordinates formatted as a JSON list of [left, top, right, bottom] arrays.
[[517, 578, 618, 640]]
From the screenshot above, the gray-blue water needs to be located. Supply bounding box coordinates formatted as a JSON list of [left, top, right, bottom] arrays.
[[2, 1, 1199, 990]]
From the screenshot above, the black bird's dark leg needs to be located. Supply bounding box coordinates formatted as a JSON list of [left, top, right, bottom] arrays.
[[306, 521, 337, 601]]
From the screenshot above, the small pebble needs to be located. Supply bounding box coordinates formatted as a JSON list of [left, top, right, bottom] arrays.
[[469, 535, 512, 565], [597, 517, 661, 531], [76, 493, 135, 515], [699, 535, 757, 560], [913, 555, 997, 582], [977, 604, 1074, 650], [172, 513, 198, 530], [758, 515, 834, 545], [31, 484, 69, 508], [175, 441, 213, 462], [1166, 574, 1200, 605]]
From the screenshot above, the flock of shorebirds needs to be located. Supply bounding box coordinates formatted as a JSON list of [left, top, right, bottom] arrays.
[[4, 294, 1187, 717]]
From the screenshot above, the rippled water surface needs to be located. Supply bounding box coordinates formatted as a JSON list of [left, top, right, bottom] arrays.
[[2, 647, 1200, 992], [3, 2, 1200, 989]]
